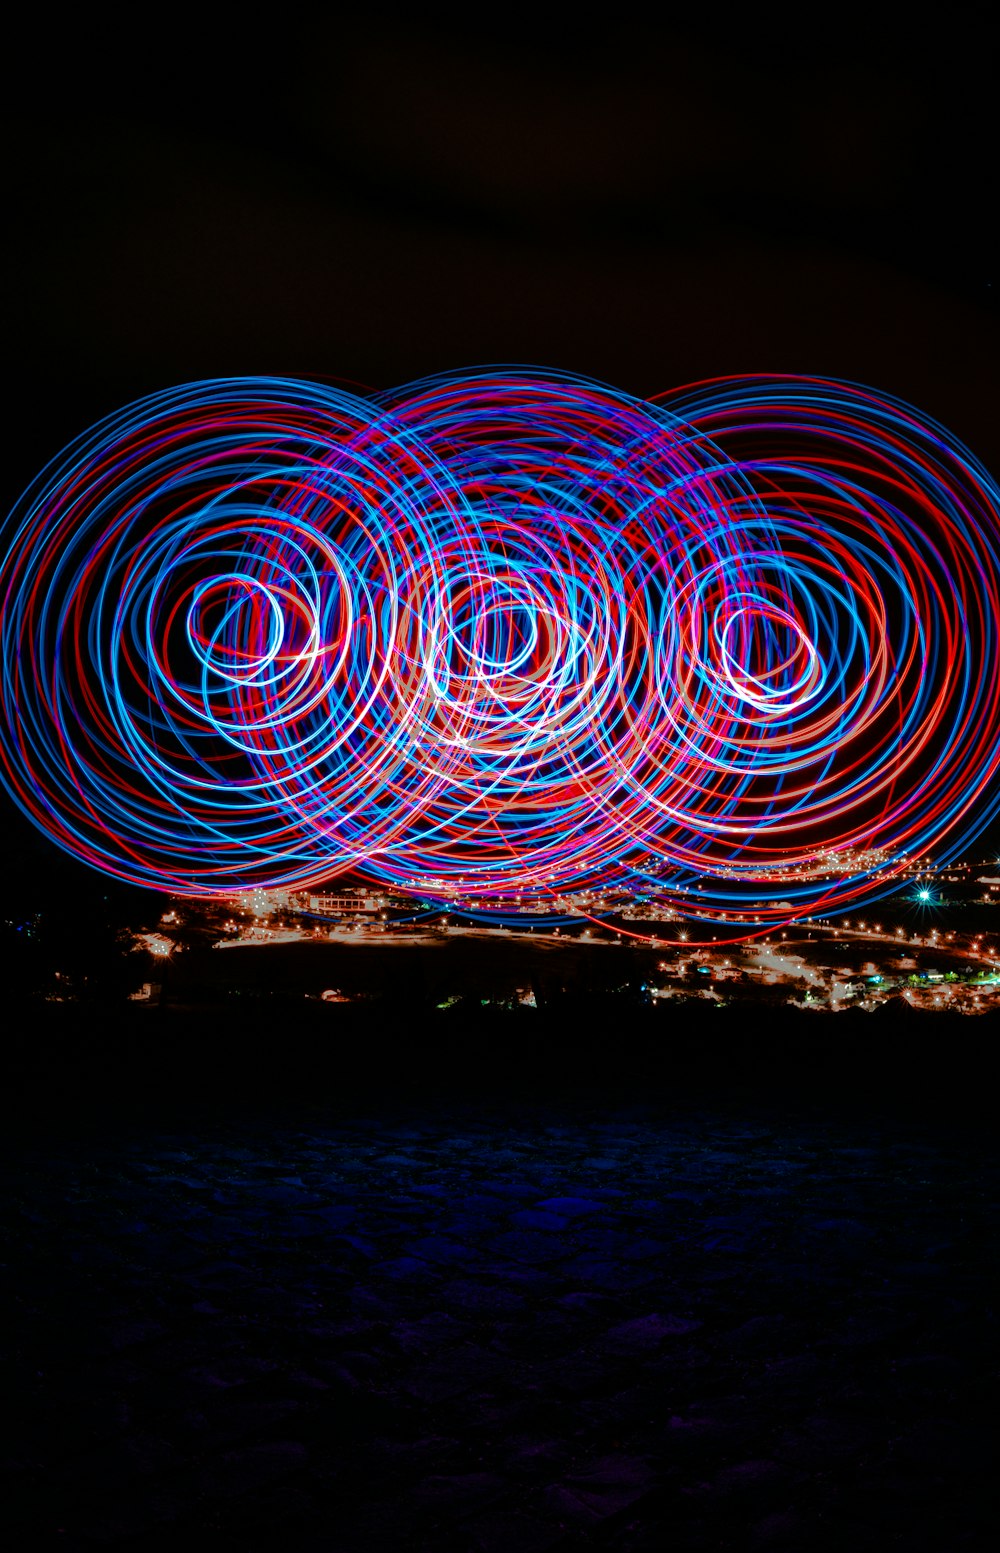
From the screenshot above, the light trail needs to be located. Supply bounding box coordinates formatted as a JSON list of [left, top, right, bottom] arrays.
[[2, 369, 999, 926]]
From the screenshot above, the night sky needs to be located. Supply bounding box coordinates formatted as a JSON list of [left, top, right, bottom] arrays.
[[5, 20, 996, 463], [2, 17, 998, 891]]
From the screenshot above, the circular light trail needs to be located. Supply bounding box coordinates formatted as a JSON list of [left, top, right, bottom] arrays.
[[1, 369, 998, 925]]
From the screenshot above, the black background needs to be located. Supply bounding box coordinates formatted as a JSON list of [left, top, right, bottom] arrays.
[[5, 17, 996, 466]]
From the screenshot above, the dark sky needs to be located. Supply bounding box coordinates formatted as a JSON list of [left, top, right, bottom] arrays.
[[2, 17, 998, 892], [4, 18, 997, 481]]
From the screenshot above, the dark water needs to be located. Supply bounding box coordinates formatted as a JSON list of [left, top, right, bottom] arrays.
[[2, 1013, 997, 1550]]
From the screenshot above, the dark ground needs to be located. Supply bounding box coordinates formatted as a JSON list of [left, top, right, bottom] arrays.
[[2, 1008, 997, 1550]]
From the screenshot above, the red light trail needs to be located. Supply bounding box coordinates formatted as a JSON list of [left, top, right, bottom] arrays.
[[2, 370, 998, 926]]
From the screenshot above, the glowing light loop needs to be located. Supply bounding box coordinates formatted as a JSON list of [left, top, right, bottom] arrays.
[[2, 369, 998, 924]]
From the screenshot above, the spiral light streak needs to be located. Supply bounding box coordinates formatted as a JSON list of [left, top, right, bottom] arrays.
[[2, 370, 999, 924]]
